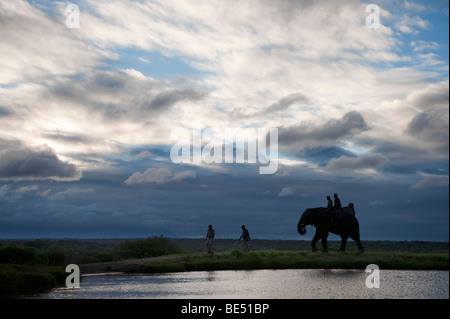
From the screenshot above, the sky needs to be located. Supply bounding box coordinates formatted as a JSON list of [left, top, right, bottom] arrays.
[[0, 0, 448, 241]]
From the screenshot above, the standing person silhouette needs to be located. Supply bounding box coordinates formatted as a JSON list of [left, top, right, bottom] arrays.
[[205, 225, 215, 254], [239, 225, 250, 252]]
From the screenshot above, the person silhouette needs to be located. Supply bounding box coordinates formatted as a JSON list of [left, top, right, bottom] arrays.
[[205, 225, 215, 254], [326, 195, 333, 211], [239, 225, 250, 252], [333, 194, 344, 227], [333, 193, 342, 211]]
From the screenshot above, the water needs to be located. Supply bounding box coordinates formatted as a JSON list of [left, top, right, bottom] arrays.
[[38, 269, 448, 299]]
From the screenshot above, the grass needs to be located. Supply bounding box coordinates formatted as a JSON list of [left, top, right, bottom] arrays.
[[142, 248, 449, 273], [0, 264, 66, 298]]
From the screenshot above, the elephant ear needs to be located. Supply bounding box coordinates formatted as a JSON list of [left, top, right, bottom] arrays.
[[313, 208, 327, 227]]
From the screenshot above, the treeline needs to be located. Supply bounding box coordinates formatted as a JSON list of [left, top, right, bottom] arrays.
[[0, 237, 181, 265], [113, 237, 181, 260], [0, 245, 66, 266], [0, 237, 181, 298]]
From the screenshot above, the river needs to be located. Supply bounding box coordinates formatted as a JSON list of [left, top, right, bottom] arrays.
[[37, 269, 448, 299]]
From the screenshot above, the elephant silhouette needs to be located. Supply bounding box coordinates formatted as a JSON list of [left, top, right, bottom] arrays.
[[297, 204, 363, 252]]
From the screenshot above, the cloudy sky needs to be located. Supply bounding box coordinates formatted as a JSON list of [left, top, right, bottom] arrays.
[[0, 0, 448, 241]]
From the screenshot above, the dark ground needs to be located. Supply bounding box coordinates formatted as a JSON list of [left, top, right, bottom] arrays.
[[1, 238, 448, 253]]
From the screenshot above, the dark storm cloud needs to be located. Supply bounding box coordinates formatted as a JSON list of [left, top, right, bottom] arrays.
[[380, 160, 449, 176], [264, 93, 309, 113], [48, 71, 130, 100], [278, 111, 369, 146], [403, 81, 449, 155], [368, 138, 429, 161], [147, 88, 206, 112], [90, 71, 127, 90], [0, 144, 81, 181], [406, 107, 449, 153], [0, 144, 447, 241], [301, 146, 355, 166], [409, 82, 449, 111], [326, 154, 387, 171], [364, 135, 449, 180], [46, 70, 207, 120], [414, 89, 449, 109], [231, 93, 310, 118], [0, 106, 13, 117], [44, 133, 94, 144]]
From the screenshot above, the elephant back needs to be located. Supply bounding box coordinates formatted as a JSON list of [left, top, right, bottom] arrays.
[[342, 203, 356, 216]]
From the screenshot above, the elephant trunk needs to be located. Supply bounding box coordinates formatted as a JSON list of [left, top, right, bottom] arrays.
[[298, 223, 306, 235]]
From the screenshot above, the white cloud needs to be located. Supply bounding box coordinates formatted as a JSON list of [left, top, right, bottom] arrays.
[[0, 1, 109, 85], [38, 189, 52, 197], [124, 168, 172, 185], [278, 187, 295, 197], [51, 187, 93, 200], [326, 154, 387, 171], [410, 40, 440, 52], [411, 176, 449, 189], [124, 167, 196, 185], [369, 200, 386, 206], [396, 14, 429, 34], [15, 185, 39, 194], [132, 151, 153, 160], [0, 0, 447, 183], [404, 1, 427, 12], [0, 185, 51, 200], [172, 170, 196, 182]]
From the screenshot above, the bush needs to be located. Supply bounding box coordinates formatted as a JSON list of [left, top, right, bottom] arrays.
[[40, 246, 66, 266], [0, 269, 18, 296], [229, 249, 244, 259], [0, 266, 66, 297], [18, 273, 55, 293], [0, 245, 37, 264], [114, 237, 180, 260], [94, 253, 115, 262]]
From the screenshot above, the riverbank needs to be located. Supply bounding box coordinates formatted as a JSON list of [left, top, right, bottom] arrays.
[[1, 238, 448, 298], [79, 248, 449, 275]]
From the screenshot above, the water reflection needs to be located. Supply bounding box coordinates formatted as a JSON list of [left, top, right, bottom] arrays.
[[38, 269, 449, 299]]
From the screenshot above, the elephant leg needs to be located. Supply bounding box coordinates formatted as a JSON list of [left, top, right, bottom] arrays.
[[321, 234, 328, 252], [339, 236, 348, 252], [350, 233, 364, 252], [311, 232, 321, 252]]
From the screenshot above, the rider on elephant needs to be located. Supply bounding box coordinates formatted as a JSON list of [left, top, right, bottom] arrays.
[[326, 196, 333, 211], [333, 193, 342, 212], [327, 194, 344, 226]]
